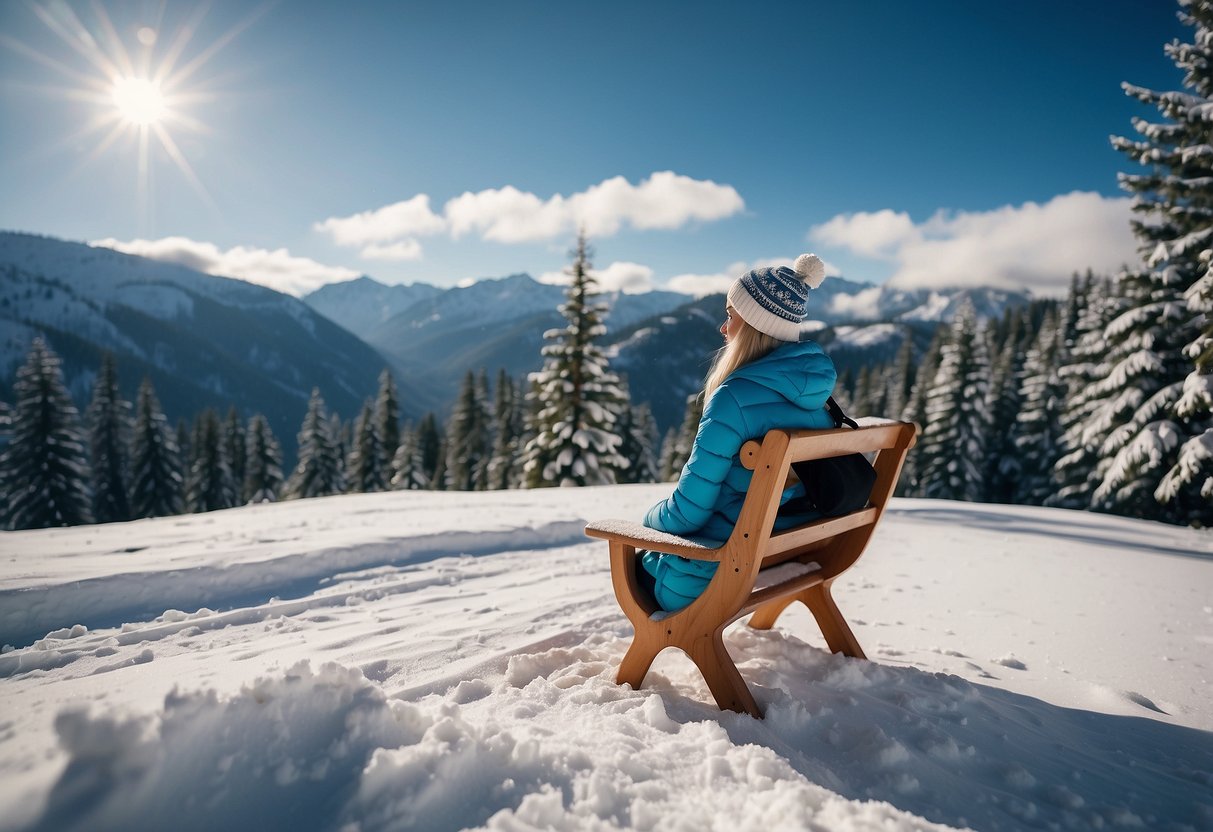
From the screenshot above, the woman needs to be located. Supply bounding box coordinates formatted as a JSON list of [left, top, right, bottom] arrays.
[[639, 253, 837, 611]]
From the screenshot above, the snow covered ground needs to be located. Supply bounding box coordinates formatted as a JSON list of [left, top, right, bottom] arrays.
[[1, 487, 1210, 831]]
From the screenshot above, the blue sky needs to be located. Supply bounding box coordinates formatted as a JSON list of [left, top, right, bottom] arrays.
[[0, 1, 1190, 297]]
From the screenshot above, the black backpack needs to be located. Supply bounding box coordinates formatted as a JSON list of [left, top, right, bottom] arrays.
[[784, 397, 877, 518]]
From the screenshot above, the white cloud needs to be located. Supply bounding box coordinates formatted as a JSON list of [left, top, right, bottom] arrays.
[[594, 261, 655, 294], [317, 171, 745, 252], [569, 172, 745, 237], [665, 254, 841, 297], [809, 209, 917, 260], [826, 286, 885, 320], [538, 261, 655, 294], [313, 195, 444, 246], [446, 186, 568, 243], [808, 192, 1141, 296], [92, 236, 360, 297], [666, 266, 742, 297], [360, 240, 423, 261]]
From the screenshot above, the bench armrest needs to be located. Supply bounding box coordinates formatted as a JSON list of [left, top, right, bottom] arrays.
[[584, 519, 723, 562]]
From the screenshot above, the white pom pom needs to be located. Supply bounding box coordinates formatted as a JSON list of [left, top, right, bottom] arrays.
[[793, 253, 826, 289]]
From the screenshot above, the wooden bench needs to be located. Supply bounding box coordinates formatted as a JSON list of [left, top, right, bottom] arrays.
[[584, 420, 918, 718]]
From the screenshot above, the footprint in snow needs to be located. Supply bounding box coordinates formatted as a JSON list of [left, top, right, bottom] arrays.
[[1121, 689, 1167, 714], [993, 654, 1027, 670]]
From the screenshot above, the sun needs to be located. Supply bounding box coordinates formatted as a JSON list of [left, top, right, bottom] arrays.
[[110, 76, 168, 126], [2, 2, 268, 225]]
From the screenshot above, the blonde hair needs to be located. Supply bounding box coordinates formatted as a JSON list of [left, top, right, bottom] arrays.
[[703, 314, 782, 402]]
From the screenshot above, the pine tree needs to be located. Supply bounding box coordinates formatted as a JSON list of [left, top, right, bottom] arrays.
[[515, 379, 540, 483], [670, 393, 704, 479], [886, 335, 917, 422], [487, 370, 523, 490], [897, 331, 944, 496], [1099, 2, 1213, 524], [347, 399, 388, 493], [430, 437, 448, 491], [832, 367, 856, 412], [918, 302, 991, 502], [1059, 272, 1093, 351], [176, 417, 191, 461], [1157, 250, 1213, 514], [1051, 275, 1117, 509], [616, 400, 660, 484], [984, 311, 1029, 503], [86, 353, 132, 523], [283, 389, 345, 499], [658, 427, 680, 483], [521, 232, 629, 487], [851, 364, 887, 418], [414, 413, 443, 488], [473, 370, 492, 490], [186, 409, 236, 513], [243, 413, 284, 503], [128, 378, 183, 518], [1014, 308, 1067, 505], [175, 416, 191, 507], [375, 369, 402, 472], [445, 370, 493, 490], [0, 400, 12, 450], [331, 411, 350, 487], [390, 426, 430, 490], [224, 407, 246, 500], [1, 338, 93, 529]]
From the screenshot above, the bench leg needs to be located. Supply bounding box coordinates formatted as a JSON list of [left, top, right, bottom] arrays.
[[802, 581, 866, 659], [747, 596, 795, 631], [689, 635, 762, 718], [616, 638, 660, 690]]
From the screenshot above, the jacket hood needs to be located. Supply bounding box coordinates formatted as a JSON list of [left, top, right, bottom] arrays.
[[725, 340, 835, 409]]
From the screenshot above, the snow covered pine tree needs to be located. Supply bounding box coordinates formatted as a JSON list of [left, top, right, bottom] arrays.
[[1, 338, 93, 529], [445, 370, 492, 491], [522, 232, 628, 487], [917, 301, 991, 502], [1102, 0, 1213, 525], [186, 409, 237, 513], [347, 399, 388, 493], [128, 378, 183, 519], [243, 413, 284, 503], [283, 389, 345, 499], [87, 353, 132, 523]]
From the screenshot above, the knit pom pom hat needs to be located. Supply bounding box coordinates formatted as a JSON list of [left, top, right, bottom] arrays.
[[726, 253, 827, 341]]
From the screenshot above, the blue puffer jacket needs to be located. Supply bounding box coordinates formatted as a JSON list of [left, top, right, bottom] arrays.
[[641, 340, 837, 611]]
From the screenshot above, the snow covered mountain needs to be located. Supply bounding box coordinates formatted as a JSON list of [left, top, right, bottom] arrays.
[[305, 272, 689, 340], [0, 232, 424, 460], [321, 274, 690, 408], [304, 276, 444, 336], [1, 487, 1208, 831], [809, 278, 1030, 325]]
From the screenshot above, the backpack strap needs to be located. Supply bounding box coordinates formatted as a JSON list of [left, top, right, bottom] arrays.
[[826, 396, 860, 430]]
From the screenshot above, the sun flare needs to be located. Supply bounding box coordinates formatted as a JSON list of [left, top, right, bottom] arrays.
[[5, 1, 266, 225], [111, 76, 167, 126]]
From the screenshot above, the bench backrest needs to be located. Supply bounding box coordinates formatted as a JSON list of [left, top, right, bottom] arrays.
[[694, 421, 918, 623]]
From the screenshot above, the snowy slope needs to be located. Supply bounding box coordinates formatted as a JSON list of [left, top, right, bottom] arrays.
[[0, 489, 1210, 831]]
